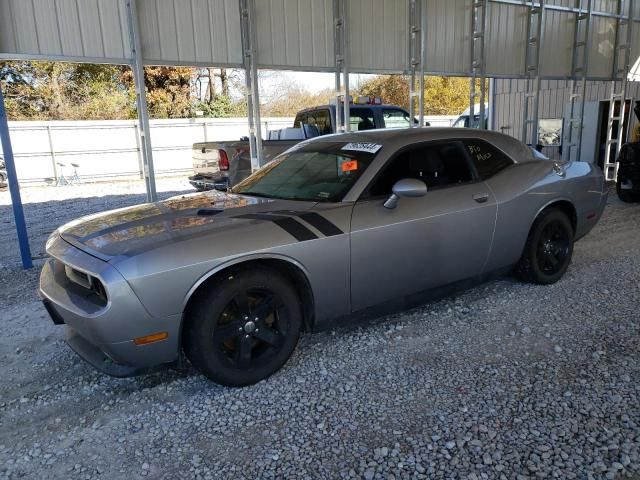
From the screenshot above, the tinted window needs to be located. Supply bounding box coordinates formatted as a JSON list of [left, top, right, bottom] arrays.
[[349, 109, 375, 131], [305, 109, 332, 135], [233, 141, 380, 202], [382, 108, 411, 128], [369, 141, 474, 197], [293, 112, 308, 128], [464, 139, 513, 179], [453, 115, 488, 129]]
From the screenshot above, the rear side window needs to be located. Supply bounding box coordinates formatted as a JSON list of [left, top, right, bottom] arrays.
[[293, 112, 308, 128], [349, 109, 375, 131], [382, 108, 412, 128], [306, 109, 332, 135], [463, 139, 513, 179]]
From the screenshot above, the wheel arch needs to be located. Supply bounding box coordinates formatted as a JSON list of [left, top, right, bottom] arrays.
[[517, 198, 577, 262], [181, 254, 316, 334], [532, 198, 577, 234]]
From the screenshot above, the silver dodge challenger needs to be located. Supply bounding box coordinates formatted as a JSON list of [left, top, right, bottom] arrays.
[[40, 128, 607, 386]]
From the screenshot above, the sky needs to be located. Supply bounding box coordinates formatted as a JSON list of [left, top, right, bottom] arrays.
[[262, 71, 377, 94]]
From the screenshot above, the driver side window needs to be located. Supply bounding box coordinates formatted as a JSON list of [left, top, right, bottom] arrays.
[[369, 141, 475, 197]]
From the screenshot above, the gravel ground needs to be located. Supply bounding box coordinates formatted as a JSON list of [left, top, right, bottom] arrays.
[[1, 181, 639, 479]]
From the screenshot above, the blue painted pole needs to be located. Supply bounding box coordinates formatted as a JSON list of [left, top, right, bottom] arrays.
[[0, 83, 33, 269]]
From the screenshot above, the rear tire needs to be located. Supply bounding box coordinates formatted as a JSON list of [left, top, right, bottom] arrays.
[[616, 178, 640, 203], [516, 208, 574, 285], [183, 267, 302, 387]]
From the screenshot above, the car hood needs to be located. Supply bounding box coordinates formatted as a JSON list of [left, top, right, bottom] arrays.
[[57, 191, 317, 261]]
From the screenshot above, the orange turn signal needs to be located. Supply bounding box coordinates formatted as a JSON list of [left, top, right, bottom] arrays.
[[133, 332, 168, 346]]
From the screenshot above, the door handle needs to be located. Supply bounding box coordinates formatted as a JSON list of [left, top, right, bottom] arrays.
[[472, 193, 489, 203]]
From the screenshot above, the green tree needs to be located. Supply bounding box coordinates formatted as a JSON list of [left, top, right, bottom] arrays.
[[1, 61, 135, 120], [120, 66, 194, 119], [357, 75, 486, 116]]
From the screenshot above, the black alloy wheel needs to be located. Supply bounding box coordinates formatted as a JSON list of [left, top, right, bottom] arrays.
[[535, 220, 571, 275], [516, 208, 574, 285], [213, 289, 287, 371], [183, 267, 302, 386]]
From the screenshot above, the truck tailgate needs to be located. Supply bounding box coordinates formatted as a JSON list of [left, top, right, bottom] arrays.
[[192, 143, 222, 176]]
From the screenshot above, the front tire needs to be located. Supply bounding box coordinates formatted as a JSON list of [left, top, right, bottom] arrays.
[[516, 208, 574, 285], [183, 267, 302, 387]]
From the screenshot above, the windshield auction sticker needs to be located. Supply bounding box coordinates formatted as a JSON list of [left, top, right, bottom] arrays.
[[341, 142, 382, 154]]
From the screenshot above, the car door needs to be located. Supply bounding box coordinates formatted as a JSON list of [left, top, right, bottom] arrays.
[[349, 140, 497, 312]]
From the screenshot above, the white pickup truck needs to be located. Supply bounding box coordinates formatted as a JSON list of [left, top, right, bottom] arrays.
[[189, 98, 416, 191]]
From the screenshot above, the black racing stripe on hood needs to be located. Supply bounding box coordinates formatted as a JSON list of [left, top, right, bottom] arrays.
[[235, 214, 318, 241], [298, 212, 343, 236], [268, 210, 344, 237], [272, 217, 318, 241]]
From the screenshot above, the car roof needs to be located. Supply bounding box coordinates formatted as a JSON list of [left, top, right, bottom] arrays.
[[305, 127, 534, 163]]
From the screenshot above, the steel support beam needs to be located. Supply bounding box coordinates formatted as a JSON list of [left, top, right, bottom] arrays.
[[563, 0, 592, 162], [333, 0, 343, 131], [470, 0, 488, 129], [419, 0, 427, 126], [603, 0, 634, 181], [341, 0, 350, 132], [522, 1, 545, 146], [0, 84, 32, 269], [408, 0, 425, 127], [240, 0, 263, 171], [488, 77, 496, 130], [125, 0, 157, 202], [333, 0, 350, 132]]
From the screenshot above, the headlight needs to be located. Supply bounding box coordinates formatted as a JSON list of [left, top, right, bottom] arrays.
[[64, 265, 108, 306]]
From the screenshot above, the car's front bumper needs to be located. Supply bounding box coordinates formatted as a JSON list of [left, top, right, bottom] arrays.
[[39, 235, 182, 377]]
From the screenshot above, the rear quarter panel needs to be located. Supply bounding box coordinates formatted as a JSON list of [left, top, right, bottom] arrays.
[[484, 160, 605, 272]]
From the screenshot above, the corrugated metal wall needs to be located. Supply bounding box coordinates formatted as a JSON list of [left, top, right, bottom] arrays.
[[424, 0, 472, 75], [137, 0, 243, 66], [540, 10, 576, 78], [588, 15, 616, 78], [254, 0, 334, 70], [0, 0, 130, 63], [348, 0, 409, 73], [0, 0, 638, 78], [485, 2, 527, 76], [631, 20, 640, 70], [493, 78, 640, 159]]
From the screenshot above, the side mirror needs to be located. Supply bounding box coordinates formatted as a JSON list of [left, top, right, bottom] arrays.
[[383, 178, 427, 209]]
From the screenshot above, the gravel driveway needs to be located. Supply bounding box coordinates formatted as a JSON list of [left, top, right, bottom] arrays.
[[0, 181, 639, 479]]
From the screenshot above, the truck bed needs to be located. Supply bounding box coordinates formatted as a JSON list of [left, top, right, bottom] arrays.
[[190, 139, 300, 190]]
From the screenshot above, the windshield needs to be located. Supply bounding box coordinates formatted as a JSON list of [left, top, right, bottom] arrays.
[[232, 141, 382, 202]]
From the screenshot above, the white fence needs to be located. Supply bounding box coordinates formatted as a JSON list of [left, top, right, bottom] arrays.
[[1, 115, 457, 185], [1, 117, 292, 185]]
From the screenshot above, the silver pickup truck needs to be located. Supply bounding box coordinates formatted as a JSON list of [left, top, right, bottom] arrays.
[[189, 101, 415, 190]]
